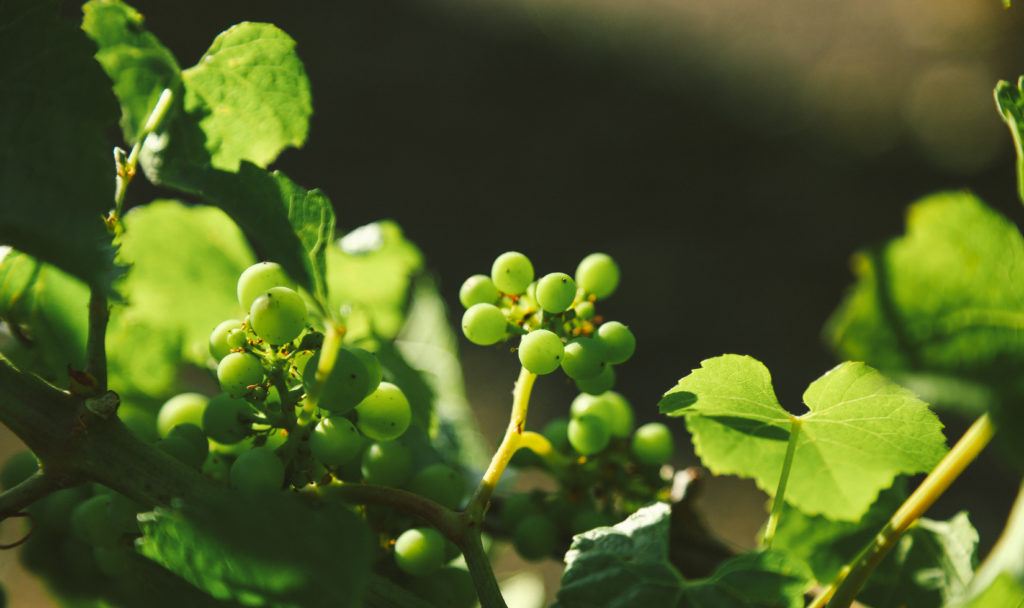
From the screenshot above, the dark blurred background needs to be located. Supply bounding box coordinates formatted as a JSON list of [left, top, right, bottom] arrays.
[[6, 0, 1024, 603]]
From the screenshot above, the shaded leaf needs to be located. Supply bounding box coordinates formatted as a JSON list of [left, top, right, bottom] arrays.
[[680, 550, 812, 608], [661, 355, 947, 520], [0, 0, 120, 290]]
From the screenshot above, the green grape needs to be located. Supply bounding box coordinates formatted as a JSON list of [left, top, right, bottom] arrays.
[[491, 251, 534, 295], [249, 286, 308, 345], [355, 382, 411, 441], [513, 513, 558, 561], [304, 347, 370, 413], [157, 423, 209, 469], [217, 352, 264, 398], [202, 394, 253, 444], [541, 417, 571, 453], [461, 303, 507, 346], [1, 450, 38, 490], [567, 414, 611, 455], [310, 416, 364, 466], [237, 261, 294, 311], [570, 391, 633, 438], [574, 364, 615, 395], [596, 321, 635, 364], [349, 347, 383, 399], [406, 566, 476, 608], [518, 329, 564, 375], [226, 327, 248, 350], [209, 319, 243, 360], [574, 300, 595, 320], [631, 422, 674, 466], [70, 493, 140, 547], [230, 446, 285, 493], [499, 492, 538, 530], [409, 464, 466, 510], [156, 393, 209, 437], [393, 527, 446, 576], [360, 440, 412, 487], [560, 337, 607, 380], [575, 253, 619, 299], [536, 272, 577, 314], [459, 274, 500, 308]]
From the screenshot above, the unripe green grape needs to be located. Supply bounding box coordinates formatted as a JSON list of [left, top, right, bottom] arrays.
[[596, 321, 635, 364], [568, 414, 610, 455], [491, 251, 534, 295], [518, 329, 564, 375], [349, 347, 383, 399], [574, 300, 595, 320], [541, 417, 571, 453], [513, 513, 558, 561], [461, 303, 507, 346], [355, 382, 411, 441], [230, 446, 285, 494], [249, 286, 308, 345], [157, 423, 208, 469], [575, 253, 619, 299], [459, 274, 500, 308], [409, 464, 466, 510], [394, 527, 446, 576], [570, 391, 633, 438], [32, 486, 90, 533], [574, 364, 615, 395], [310, 416, 363, 466], [209, 319, 244, 360], [304, 347, 370, 414], [203, 394, 253, 444], [361, 440, 413, 486], [156, 393, 209, 438], [631, 422, 674, 466], [226, 327, 248, 350], [237, 261, 294, 311], [1, 451, 39, 490], [217, 352, 264, 399], [70, 493, 140, 547], [536, 272, 577, 314], [560, 337, 607, 380]]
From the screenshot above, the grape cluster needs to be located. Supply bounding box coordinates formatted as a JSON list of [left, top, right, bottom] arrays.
[[460, 252, 635, 393]]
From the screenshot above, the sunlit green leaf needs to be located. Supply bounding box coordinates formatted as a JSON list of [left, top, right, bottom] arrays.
[[661, 355, 947, 520]]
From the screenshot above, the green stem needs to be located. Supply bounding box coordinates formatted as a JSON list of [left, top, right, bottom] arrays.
[[322, 483, 462, 541], [965, 479, 1024, 599], [298, 321, 344, 425], [460, 526, 507, 608], [762, 415, 801, 547], [113, 88, 174, 220], [811, 413, 996, 608], [0, 470, 60, 518]]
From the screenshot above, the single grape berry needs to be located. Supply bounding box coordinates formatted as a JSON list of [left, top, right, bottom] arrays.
[[202, 394, 253, 444], [541, 418, 571, 453], [491, 251, 534, 295], [574, 300, 595, 320], [513, 513, 558, 561], [631, 422, 674, 466], [237, 262, 294, 311], [209, 319, 243, 360], [409, 464, 466, 510], [394, 527, 446, 576], [596, 321, 635, 364], [226, 327, 248, 350], [217, 352, 264, 398], [355, 382, 411, 441], [461, 303, 507, 346], [310, 416, 363, 466], [230, 446, 285, 494], [518, 329, 564, 375], [575, 253, 619, 299], [249, 286, 308, 345], [568, 414, 611, 455], [70, 493, 140, 547], [361, 440, 413, 486], [157, 423, 209, 469], [459, 274, 500, 308], [304, 347, 370, 413], [574, 364, 615, 395], [156, 393, 209, 437], [536, 272, 577, 314], [349, 347, 383, 399], [560, 337, 607, 380], [570, 391, 633, 438]]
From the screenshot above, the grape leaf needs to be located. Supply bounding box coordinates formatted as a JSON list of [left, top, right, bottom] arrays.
[[136, 491, 370, 608], [964, 573, 1024, 608], [181, 22, 311, 171], [825, 192, 1024, 468], [680, 550, 812, 608], [555, 502, 685, 608], [660, 355, 947, 520], [81, 0, 182, 143], [0, 0, 120, 291], [995, 79, 1024, 205]]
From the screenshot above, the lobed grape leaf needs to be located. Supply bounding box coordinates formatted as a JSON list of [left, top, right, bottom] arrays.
[[825, 192, 1024, 468], [0, 0, 120, 291], [136, 491, 371, 608], [996, 79, 1024, 205], [181, 22, 312, 171], [81, 0, 182, 143], [679, 550, 813, 608], [660, 355, 947, 520]]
